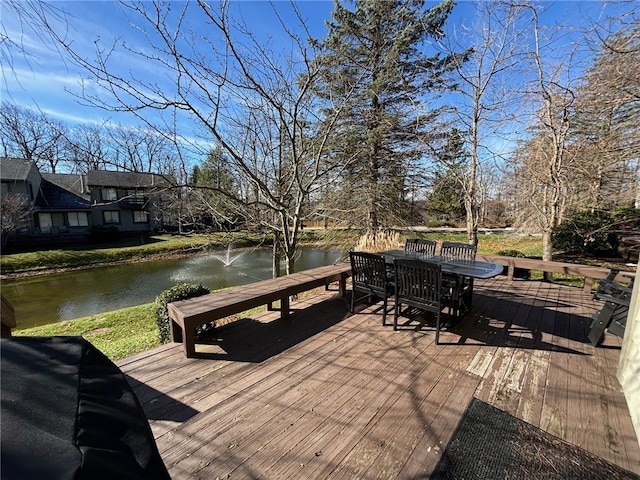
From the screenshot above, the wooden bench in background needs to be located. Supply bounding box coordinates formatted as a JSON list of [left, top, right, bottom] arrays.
[[477, 254, 635, 293], [168, 263, 352, 357]]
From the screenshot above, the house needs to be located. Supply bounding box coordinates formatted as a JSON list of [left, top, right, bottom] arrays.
[[37, 173, 91, 234], [0, 158, 41, 200], [86, 169, 173, 234], [0, 157, 175, 247]]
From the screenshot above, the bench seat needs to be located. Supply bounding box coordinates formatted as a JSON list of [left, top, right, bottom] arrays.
[[168, 263, 351, 357]]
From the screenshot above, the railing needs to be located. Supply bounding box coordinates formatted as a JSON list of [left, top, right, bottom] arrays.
[[119, 195, 147, 209], [476, 254, 635, 293]]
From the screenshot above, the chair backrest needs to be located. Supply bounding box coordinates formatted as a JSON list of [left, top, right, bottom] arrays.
[[441, 241, 477, 260], [404, 238, 436, 256], [349, 251, 388, 294], [394, 258, 442, 308]]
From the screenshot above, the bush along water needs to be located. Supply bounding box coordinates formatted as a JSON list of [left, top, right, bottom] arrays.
[[155, 283, 210, 343]]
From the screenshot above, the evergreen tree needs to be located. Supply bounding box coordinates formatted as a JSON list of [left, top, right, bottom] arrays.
[[188, 147, 241, 231], [315, 0, 462, 237], [427, 129, 467, 223]]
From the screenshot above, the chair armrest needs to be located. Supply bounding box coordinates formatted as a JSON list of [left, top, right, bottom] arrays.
[[596, 294, 631, 307]]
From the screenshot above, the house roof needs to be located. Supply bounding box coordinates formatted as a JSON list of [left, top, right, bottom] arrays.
[[86, 170, 173, 189], [0, 157, 37, 181], [36, 178, 91, 211], [42, 173, 88, 197]]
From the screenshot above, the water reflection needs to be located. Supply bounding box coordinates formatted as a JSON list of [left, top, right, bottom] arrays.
[[3, 247, 346, 329]]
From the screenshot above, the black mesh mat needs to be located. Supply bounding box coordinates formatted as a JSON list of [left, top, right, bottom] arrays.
[[431, 397, 640, 480]]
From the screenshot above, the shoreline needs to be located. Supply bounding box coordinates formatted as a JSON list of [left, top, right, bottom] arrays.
[[0, 250, 202, 280]]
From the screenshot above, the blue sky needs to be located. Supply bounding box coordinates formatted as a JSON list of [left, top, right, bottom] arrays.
[[1, 1, 636, 142], [2, 1, 335, 129]]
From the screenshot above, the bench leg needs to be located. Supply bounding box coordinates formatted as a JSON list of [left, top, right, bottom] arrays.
[[323, 274, 349, 297], [281, 296, 290, 320], [170, 318, 197, 358], [170, 319, 183, 343], [339, 274, 347, 297], [183, 325, 197, 358]]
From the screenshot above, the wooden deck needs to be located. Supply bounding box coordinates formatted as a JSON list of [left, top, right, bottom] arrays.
[[117, 276, 640, 479]]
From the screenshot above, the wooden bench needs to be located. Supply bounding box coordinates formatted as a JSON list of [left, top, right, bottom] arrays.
[[168, 263, 352, 357]]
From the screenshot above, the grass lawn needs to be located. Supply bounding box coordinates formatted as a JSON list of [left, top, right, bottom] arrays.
[[14, 303, 161, 361], [0, 231, 267, 275]]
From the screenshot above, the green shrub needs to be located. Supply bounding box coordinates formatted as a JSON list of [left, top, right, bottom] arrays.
[[91, 225, 121, 242], [496, 249, 525, 258], [612, 206, 640, 228], [155, 283, 210, 344], [552, 210, 614, 255], [426, 219, 457, 228]]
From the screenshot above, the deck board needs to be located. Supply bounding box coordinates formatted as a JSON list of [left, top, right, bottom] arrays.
[[118, 276, 640, 478]]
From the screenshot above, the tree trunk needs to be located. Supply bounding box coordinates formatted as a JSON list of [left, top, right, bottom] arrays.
[[272, 232, 281, 278], [286, 252, 295, 276], [542, 228, 553, 280]]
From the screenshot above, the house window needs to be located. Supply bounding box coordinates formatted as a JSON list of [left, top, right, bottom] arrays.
[[68, 212, 89, 227], [1, 182, 9, 196], [103, 211, 120, 224], [38, 213, 65, 233], [102, 188, 117, 201], [38, 213, 53, 233], [133, 210, 148, 223]]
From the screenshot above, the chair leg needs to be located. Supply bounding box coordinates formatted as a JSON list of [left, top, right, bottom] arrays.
[[393, 302, 399, 331], [588, 301, 616, 345], [350, 290, 355, 313], [382, 296, 387, 325], [435, 311, 440, 345]]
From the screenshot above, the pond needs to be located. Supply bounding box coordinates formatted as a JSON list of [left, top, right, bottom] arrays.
[[3, 247, 347, 330]]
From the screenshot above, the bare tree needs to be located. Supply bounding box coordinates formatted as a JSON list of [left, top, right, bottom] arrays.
[[0, 102, 69, 172], [571, 25, 640, 211], [0, 193, 33, 247], [442, 1, 531, 245], [37, 0, 348, 274], [0, 1, 67, 91], [507, 5, 581, 262], [106, 123, 177, 174], [66, 122, 112, 173]]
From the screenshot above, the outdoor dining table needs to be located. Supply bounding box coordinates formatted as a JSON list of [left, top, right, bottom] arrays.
[[379, 249, 504, 319], [379, 249, 504, 280]]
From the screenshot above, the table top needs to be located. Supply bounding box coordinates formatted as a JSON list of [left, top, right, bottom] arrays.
[[380, 250, 504, 279]]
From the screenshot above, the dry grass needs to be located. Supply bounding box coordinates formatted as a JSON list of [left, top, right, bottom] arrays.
[[354, 230, 402, 251]]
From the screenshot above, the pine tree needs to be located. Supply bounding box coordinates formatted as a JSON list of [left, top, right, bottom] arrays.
[[427, 129, 467, 223], [315, 0, 462, 237]]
